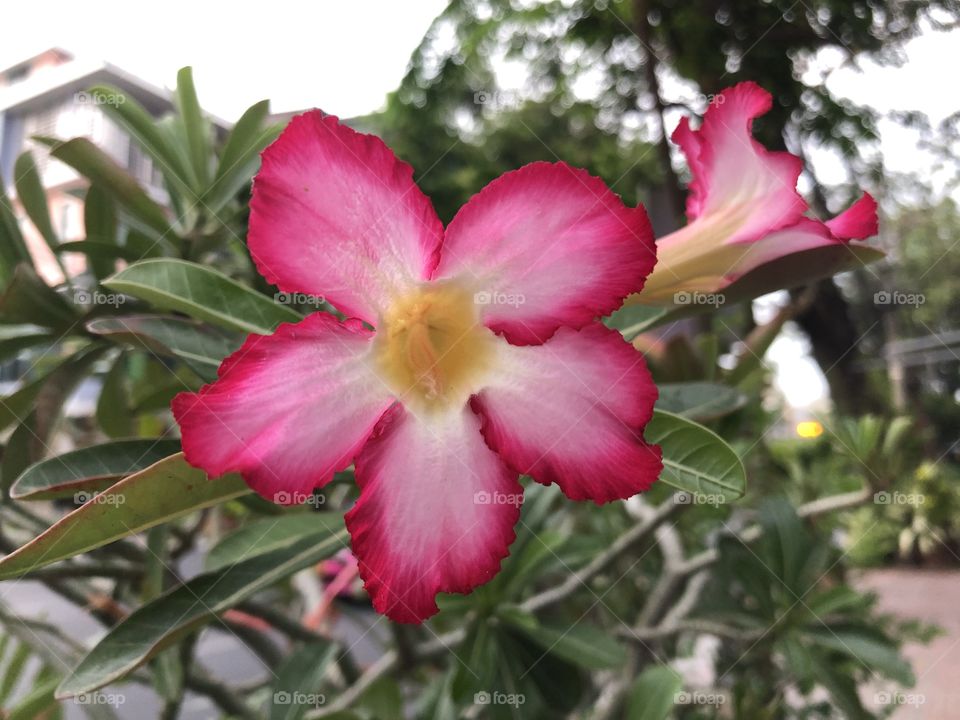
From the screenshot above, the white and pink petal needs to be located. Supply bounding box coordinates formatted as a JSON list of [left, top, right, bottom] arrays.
[[173, 313, 394, 503], [472, 323, 661, 503], [346, 405, 521, 623], [433, 162, 656, 345], [671, 82, 806, 243], [249, 112, 444, 324]]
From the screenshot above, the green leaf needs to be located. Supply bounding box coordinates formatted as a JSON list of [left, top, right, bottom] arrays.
[[205, 512, 343, 572], [56, 526, 347, 698], [84, 85, 197, 200], [206, 100, 281, 214], [10, 438, 182, 500], [87, 314, 242, 382], [645, 409, 746, 501], [0, 180, 33, 284], [720, 243, 886, 306], [0, 374, 47, 435], [655, 381, 746, 421], [270, 642, 337, 720], [358, 677, 404, 720], [84, 184, 117, 242], [806, 628, 914, 686], [56, 240, 147, 265], [12, 152, 67, 278], [0, 454, 248, 579], [35, 136, 173, 238], [1, 344, 107, 491], [2, 349, 105, 492], [0, 639, 32, 703], [0, 332, 56, 362], [624, 665, 683, 720], [0, 264, 77, 330], [96, 352, 134, 438], [501, 613, 626, 670], [6, 674, 61, 720], [808, 649, 870, 720], [104, 259, 301, 334], [174, 68, 212, 189], [604, 304, 669, 340]]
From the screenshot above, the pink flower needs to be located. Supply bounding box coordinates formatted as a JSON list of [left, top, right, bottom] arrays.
[[172, 112, 662, 623], [638, 82, 879, 303]]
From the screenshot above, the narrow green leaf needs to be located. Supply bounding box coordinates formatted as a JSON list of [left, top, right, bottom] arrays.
[[35, 136, 173, 238], [205, 513, 343, 572], [206, 100, 281, 214], [174, 68, 212, 189], [0, 332, 56, 362], [604, 304, 669, 340], [270, 642, 337, 720], [0, 454, 248, 579], [0, 345, 103, 430], [96, 352, 134, 438], [87, 314, 242, 382], [12, 152, 67, 278], [122, 229, 173, 259], [104, 259, 300, 334], [501, 613, 626, 670], [84, 85, 197, 199], [720, 243, 886, 306], [0, 180, 33, 284], [645, 409, 746, 500], [625, 665, 683, 720], [0, 640, 32, 703], [56, 240, 146, 265], [806, 628, 914, 686], [6, 674, 61, 720], [10, 438, 181, 500], [56, 526, 348, 698], [0, 264, 77, 330], [655, 382, 746, 421]]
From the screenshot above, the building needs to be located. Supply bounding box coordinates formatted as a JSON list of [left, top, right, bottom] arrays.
[[0, 48, 227, 283]]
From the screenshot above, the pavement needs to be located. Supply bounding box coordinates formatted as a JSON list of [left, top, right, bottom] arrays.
[[856, 568, 960, 719]]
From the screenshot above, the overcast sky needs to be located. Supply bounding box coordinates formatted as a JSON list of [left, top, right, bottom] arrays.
[[0, 0, 449, 120]]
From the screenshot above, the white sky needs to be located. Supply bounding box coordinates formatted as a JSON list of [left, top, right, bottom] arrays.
[[3, 0, 954, 411], [0, 0, 449, 121]]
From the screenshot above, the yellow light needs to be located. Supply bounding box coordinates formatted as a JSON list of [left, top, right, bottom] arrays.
[[796, 421, 824, 439]]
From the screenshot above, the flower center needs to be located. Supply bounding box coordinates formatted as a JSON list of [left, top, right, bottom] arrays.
[[374, 282, 497, 411]]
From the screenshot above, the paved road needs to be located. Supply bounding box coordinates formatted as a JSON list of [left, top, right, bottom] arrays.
[[857, 568, 960, 719]]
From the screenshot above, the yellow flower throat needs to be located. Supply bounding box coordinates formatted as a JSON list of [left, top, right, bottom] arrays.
[[373, 282, 497, 411]]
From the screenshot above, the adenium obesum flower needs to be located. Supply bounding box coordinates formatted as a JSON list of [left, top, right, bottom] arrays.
[[172, 112, 663, 622], [637, 82, 879, 304]]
